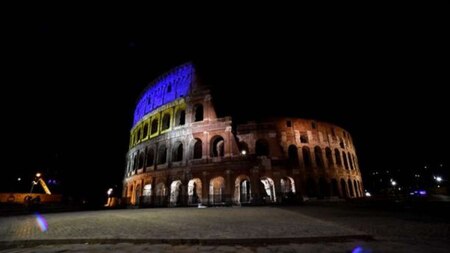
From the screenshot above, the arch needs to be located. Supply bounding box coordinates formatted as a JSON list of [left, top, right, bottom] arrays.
[[255, 139, 269, 156], [348, 179, 354, 197], [188, 178, 202, 204], [288, 145, 299, 165], [318, 177, 330, 198], [234, 175, 251, 204], [306, 178, 317, 198], [172, 141, 183, 162], [325, 147, 333, 166], [302, 146, 312, 168], [151, 118, 159, 134], [260, 177, 276, 202], [353, 180, 359, 197], [157, 144, 167, 164], [143, 123, 149, 138], [340, 179, 347, 198], [175, 109, 186, 126], [238, 141, 249, 155], [334, 149, 342, 166], [209, 176, 225, 204], [342, 152, 349, 170], [135, 184, 141, 206], [128, 184, 134, 204], [133, 155, 138, 170], [162, 113, 171, 131], [348, 153, 354, 170], [280, 176, 296, 194], [210, 136, 225, 157], [352, 154, 358, 170], [193, 104, 204, 122], [193, 138, 203, 159], [138, 152, 145, 169], [170, 180, 183, 206], [331, 179, 339, 197], [155, 182, 167, 206], [314, 146, 324, 168], [146, 148, 154, 167], [142, 184, 152, 205]]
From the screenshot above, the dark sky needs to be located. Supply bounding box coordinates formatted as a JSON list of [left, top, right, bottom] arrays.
[[1, 6, 448, 203]]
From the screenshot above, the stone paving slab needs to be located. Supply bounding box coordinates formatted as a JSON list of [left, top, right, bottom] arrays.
[[0, 207, 366, 242]]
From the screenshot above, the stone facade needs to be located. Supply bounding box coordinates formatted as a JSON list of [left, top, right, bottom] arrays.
[[123, 63, 363, 207]]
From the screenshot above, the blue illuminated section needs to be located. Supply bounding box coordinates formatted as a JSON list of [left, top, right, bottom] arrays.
[[133, 63, 194, 126]]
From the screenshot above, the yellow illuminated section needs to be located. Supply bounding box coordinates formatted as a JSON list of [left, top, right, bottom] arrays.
[[130, 99, 186, 149], [38, 178, 52, 195]]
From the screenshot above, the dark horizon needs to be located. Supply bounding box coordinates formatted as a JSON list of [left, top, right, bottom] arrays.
[[1, 8, 448, 204]]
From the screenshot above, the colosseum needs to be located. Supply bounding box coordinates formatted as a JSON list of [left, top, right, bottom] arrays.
[[123, 62, 364, 207]]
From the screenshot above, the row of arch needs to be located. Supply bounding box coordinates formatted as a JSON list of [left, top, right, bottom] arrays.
[[287, 145, 358, 171], [126, 175, 363, 207], [128, 138, 358, 174], [131, 103, 204, 146], [128, 135, 226, 172]]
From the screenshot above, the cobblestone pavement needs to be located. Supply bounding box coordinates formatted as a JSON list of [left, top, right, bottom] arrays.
[[1, 205, 449, 252], [0, 207, 364, 241]]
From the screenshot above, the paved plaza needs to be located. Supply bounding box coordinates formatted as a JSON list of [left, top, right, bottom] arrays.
[[0, 205, 449, 252]]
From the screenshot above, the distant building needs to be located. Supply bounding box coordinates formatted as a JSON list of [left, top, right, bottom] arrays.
[[123, 63, 363, 207]]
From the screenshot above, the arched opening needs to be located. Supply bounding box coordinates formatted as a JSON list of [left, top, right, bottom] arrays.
[[135, 184, 141, 206], [128, 184, 134, 205], [210, 136, 224, 157], [325, 147, 333, 167], [288, 145, 299, 165], [348, 153, 354, 170], [259, 177, 276, 203], [138, 153, 145, 169], [234, 175, 251, 204], [280, 177, 296, 204], [335, 149, 342, 167], [151, 119, 159, 134], [281, 177, 296, 194], [172, 142, 183, 162], [340, 179, 347, 198], [318, 178, 330, 199], [175, 109, 185, 126], [353, 180, 359, 197], [255, 139, 269, 156], [188, 178, 202, 205], [146, 148, 154, 167], [194, 104, 203, 122], [142, 184, 152, 205], [209, 177, 225, 204], [306, 178, 317, 198], [331, 179, 339, 197], [143, 123, 148, 138], [238, 141, 249, 155], [342, 152, 349, 170], [162, 113, 171, 131], [314, 146, 324, 168], [157, 145, 167, 164], [155, 182, 167, 206], [302, 147, 312, 168], [193, 138, 203, 159], [170, 180, 183, 206], [348, 179, 354, 197]]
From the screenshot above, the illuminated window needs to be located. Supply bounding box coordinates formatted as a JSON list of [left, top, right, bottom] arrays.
[[175, 110, 185, 126]]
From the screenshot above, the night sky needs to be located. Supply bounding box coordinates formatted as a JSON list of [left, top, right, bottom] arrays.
[[1, 7, 448, 204]]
